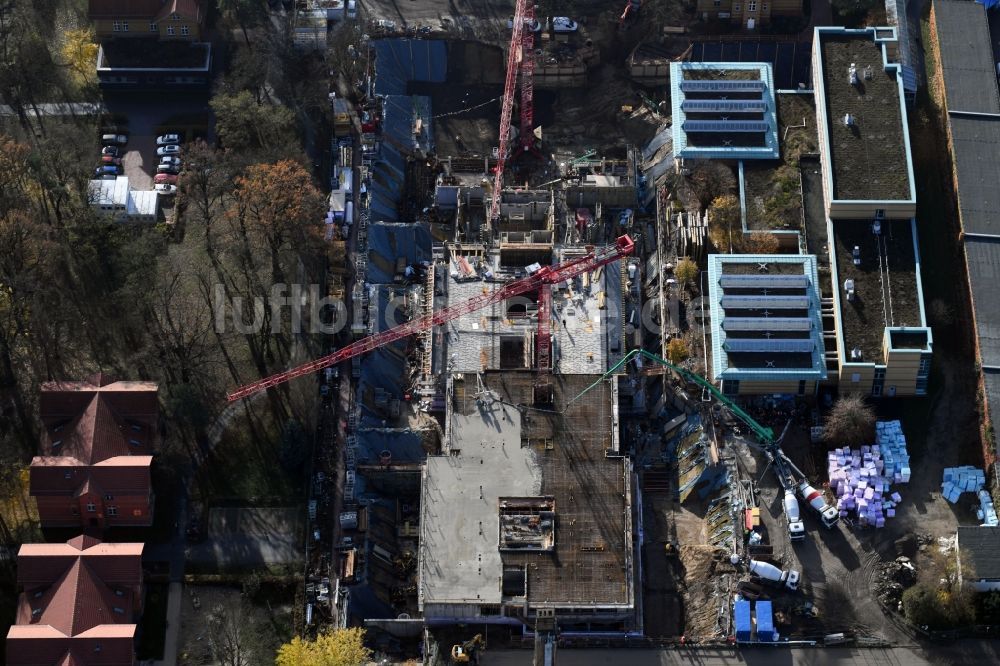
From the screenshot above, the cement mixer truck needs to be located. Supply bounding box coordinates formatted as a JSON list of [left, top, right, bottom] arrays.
[[799, 480, 839, 529], [782, 487, 805, 542], [749, 559, 800, 591]]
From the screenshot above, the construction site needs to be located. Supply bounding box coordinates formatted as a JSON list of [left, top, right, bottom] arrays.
[[215, 2, 998, 663]]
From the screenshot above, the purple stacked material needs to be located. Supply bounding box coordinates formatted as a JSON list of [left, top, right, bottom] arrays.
[[827, 442, 902, 528]]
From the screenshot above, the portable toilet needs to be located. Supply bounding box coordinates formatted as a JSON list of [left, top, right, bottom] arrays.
[[755, 600, 777, 642], [734, 599, 752, 643]]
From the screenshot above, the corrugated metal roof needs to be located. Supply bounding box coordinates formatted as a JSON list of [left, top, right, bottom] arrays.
[[958, 526, 1000, 579], [933, 0, 1000, 114], [964, 238, 1000, 365]]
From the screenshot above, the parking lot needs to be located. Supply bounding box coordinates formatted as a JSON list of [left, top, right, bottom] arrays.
[[100, 91, 212, 194]]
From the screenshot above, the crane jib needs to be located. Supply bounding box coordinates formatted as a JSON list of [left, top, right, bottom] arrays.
[[225, 235, 635, 402]]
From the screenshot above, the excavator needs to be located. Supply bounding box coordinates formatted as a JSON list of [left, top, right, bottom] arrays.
[[450, 634, 484, 663]]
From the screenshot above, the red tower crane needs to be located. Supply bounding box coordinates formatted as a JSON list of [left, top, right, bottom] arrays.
[[519, 3, 536, 154], [226, 235, 635, 402], [487, 0, 532, 229]]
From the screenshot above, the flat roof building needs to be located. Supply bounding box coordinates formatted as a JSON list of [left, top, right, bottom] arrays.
[[418, 373, 633, 628], [88, 176, 158, 222], [707, 254, 828, 396], [812, 27, 916, 219], [670, 62, 780, 161]]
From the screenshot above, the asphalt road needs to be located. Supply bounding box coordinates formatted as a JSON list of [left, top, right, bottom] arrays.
[[480, 643, 1000, 666]]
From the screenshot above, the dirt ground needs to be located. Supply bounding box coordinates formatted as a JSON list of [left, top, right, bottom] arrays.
[[178, 585, 294, 665]]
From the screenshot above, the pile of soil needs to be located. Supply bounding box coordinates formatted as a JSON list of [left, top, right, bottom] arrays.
[[678, 544, 736, 638]]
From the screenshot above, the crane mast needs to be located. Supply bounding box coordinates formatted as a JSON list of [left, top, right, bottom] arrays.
[[487, 0, 531, 235], [226, 236, 635, 402]]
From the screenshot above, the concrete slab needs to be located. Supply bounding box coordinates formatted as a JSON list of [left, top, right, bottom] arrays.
[[419, 399, 538, 606]]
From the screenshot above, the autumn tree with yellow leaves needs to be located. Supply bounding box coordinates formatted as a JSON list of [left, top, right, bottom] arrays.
[[275, 628, 371, 666]]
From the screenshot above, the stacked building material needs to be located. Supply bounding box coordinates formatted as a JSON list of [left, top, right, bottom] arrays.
[[941, 466, 998, 526], [942, 466, 986, 503], [827, 445, 897, 527], [875, 420, 911, 483]]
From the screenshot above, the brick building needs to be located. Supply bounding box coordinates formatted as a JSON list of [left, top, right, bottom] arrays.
[[6, 536, 144, 666], [88, 0, 205, 41], [696, 0, 803, 28], [30, 375, 158, 530]]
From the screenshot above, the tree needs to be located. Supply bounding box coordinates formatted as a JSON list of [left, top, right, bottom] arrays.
[[822, 394, 876, 446], [218, 0, 268, 47], [207, 599, 264, 666], [61, 28, 98, 89], [666, 338, 689, 366], [902, 582, 974, 629], [674, 257, 698, 288], [210, 90, 298, 156], [743, 231, 780, 255], [708, 194, 740, 253], [275, 628, 371, 666]]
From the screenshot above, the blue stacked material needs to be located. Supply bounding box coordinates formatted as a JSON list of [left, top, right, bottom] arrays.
[[734, 599, 752, 642], [755, 600, 777, 642]]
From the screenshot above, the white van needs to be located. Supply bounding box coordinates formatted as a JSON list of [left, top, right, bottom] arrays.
[[347, 0, 357, 19]]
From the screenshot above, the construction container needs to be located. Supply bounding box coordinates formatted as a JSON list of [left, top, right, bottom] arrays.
[[734, 599, 752, 642], [756, 600, 777, 642]]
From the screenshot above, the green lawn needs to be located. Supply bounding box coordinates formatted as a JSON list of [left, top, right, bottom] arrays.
[[197, 408, 306, 506]]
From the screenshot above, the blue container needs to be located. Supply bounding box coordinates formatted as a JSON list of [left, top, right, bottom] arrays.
[[756, 600, 776, 642], [734, 599, 752, 642]]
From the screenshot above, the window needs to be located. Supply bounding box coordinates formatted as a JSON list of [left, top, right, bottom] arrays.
[[797, 380, 806, 396], [113, 606, 125, 614], [113, 20, 121, 32], [851, 373, 861, 383], [734, 3, 741, 11], [86, 503, 96, 513], [713, 0, 721, 5], [918, 355, 932, 375], [172, 13, 181, 20], [128, 438, 142, 446], [115, 589, 125, 597], [107, 506, 118, 516], [104, 494, 114, 501], [748, 0, 756, 11], [762, 2, 768, 10], [167, 26, 175, 35], [722, 380, 740, 396], [132, 509, 143, 517], [122, 21, 128, 32], [149, 22, 157, 32], [64, 471, 72, 480], [52, 439, 62, 448], [181, 25, 190, 36], [875, 209, 886, 219]]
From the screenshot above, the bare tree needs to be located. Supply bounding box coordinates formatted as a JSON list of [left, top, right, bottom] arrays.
[[823, 394, 876, 447], [207, 599, 263, 666]]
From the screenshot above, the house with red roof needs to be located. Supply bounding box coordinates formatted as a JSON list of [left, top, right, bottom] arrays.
[[88, 0, 206, 41], [30, 375, 158, 530], [6, 536, 144, 666]]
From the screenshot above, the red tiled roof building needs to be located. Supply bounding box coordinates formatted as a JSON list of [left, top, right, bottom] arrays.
[[6, 536, 144, 666], [30, 375, 158, 530]]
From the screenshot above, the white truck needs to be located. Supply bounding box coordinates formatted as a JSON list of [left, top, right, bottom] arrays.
[[782, 488, 805, 542], [799, 480, 839, 529], [749, 559, 800, 591]]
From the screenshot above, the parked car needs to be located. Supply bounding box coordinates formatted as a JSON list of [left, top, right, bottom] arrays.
[[156, 133, 181, 146], [101, 155, 122, 165], [102, 145, 120, 157], [156, 163, 179, 175], [552, 17, 578, 32], [101, 134, 127, 145], [154, 173, 178, 185], [346, 0, 357, 19], [159, 155, 181, 167], [95, 165, 120, 176], [154, 183, 177, 195], [157, 144, 181, 156]]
